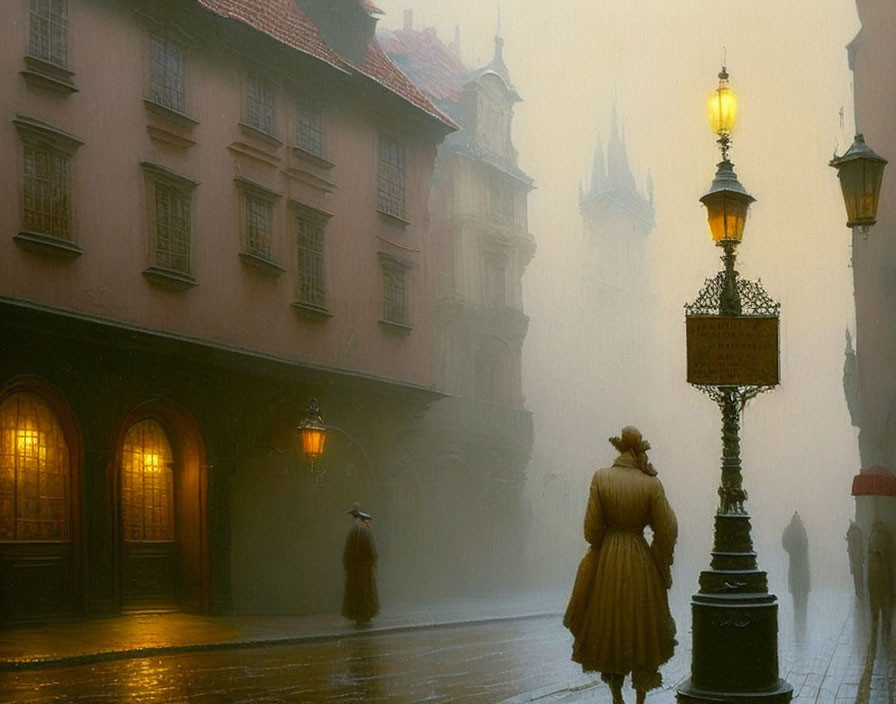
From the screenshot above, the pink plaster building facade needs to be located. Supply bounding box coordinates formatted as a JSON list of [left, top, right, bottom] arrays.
[[844, 0, 896, 545], [0, 0, 453, 621]]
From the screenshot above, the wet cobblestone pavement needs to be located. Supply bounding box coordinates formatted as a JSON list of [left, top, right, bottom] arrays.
[[0, 589, 887, 704]]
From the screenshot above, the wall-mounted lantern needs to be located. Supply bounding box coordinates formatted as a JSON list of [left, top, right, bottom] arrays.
[[830, 133, 887, 238], [297, 398, 327, 486]]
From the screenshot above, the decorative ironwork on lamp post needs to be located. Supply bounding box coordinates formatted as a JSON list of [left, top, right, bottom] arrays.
[[677, 68, 792, 704]]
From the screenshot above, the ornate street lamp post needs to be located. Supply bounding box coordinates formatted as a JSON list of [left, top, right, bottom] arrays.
[[830, 134, 887, 238], [677, 68, 791, 704]]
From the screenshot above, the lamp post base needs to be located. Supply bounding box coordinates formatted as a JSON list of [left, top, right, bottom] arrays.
[[677, 680, 793, 704], [676, 589, 792, 704]]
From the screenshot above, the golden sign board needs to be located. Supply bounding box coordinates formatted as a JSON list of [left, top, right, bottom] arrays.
[[686, 315, 779, 386]]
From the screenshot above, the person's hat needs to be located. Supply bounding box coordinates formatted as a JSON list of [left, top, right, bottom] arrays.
[[347, 502, 373, 520]]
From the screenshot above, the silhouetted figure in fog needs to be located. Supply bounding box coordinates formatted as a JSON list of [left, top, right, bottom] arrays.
[[342, 503, 379, 627], [782, 511, 810, 640], [868, 521, 894, 642], [564, 426, 678, 704], [847, 520, 864, 601]]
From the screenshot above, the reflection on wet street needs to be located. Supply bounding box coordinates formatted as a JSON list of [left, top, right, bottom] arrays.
[[0, 616, 596, 703], [854, 610, 896, 704], [4, 591, 893, 704]]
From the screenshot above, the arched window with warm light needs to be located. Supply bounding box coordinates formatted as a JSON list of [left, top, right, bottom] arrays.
[[0, 392, 71, 541], [120, 419, 175, 542]]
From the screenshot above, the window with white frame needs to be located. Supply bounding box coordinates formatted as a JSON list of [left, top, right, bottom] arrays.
[[294, 207, 328, 309], [149, 34, 185, 113], [29, 0, 68, 67], [247, 72, 275, 136], [377, 134, 407, 220], [295, 102, 323, 158], [142, 163, 196, 277]]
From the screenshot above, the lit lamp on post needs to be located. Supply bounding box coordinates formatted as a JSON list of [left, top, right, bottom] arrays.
[[830, 134, 887, 238], [677, 67, 791, 704], [297, 398, 327, 487]]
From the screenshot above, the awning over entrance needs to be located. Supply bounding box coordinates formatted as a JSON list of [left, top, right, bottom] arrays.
[[852, 465, 896, 496]]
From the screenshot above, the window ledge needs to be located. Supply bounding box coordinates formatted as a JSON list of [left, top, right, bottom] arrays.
[[238, 122, 283, 151], [21, 55, 77, 94], [292, 301, 333, 320], [377, 209, 411, 227], [142, 266, 196, 290], [14, 231, 82, 259], [378, 320, 412, 336], [290, 146, 335, 170], [143, 99, 199, 130], [239, 251, 285, 276]]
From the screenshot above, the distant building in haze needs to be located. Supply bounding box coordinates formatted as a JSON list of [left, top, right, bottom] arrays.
[[379, 11, 536, 595], [579, 105, 655, 296], [844, 0, 896, 536]]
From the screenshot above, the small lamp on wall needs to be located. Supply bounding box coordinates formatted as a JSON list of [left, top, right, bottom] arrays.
[[830, 133, 887, 238], [297, 398, 327, 486]]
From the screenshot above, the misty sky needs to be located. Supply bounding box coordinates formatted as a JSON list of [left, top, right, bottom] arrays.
[[373, 0, 863, 598]]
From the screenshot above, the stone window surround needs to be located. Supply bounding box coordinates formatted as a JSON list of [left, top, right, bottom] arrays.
[[12, 115, 84, 259], [148, 32, 188, 116], [235, 177, 283, 276], [377, 251, 414, 334], [377, 133, 409, 224], [140, 161, 198, 290], [291, 201, 332, 319]]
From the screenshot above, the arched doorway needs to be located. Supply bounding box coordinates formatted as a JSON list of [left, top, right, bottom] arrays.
[[117, 409, 207, 612], [119, 418, 177, 609], [0, 384, 80, 622]]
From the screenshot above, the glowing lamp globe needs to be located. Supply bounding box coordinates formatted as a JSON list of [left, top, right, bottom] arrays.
[[830, 134, 887, 232], [700, 160, 755, 244], [708, 67, 737, 137], [298, 399, 327, 462]]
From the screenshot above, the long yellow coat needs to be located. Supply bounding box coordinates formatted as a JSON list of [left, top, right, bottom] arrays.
[[564, 452, 678, 687]]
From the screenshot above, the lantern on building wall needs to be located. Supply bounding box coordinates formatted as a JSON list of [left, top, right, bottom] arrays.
[[297, 398, 327, 486], [830, 133, 887, 237]]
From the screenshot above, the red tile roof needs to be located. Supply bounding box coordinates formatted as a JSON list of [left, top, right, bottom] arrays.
[[378, 27, 469, 103], [194, 0, 455, 130], [353, 38, 458, 128], [196, 0, 344, 69]]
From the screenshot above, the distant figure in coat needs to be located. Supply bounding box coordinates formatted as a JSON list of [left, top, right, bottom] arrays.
[[847, 520, 864, 601], [782, 511, 810, 640], [342, 503, 379, 627], [564, 426, 678, 704], [868, 521, 894, 641]]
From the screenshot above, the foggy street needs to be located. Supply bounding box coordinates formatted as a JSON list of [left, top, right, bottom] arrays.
[[0, 615, 594, 704], [0, 589, 892, 704], [1, 1, 894, 704]]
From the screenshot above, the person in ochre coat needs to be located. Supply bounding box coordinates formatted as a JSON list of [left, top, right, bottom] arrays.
[[341, 503, 379, 627], [564, 426, 678, 704]]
